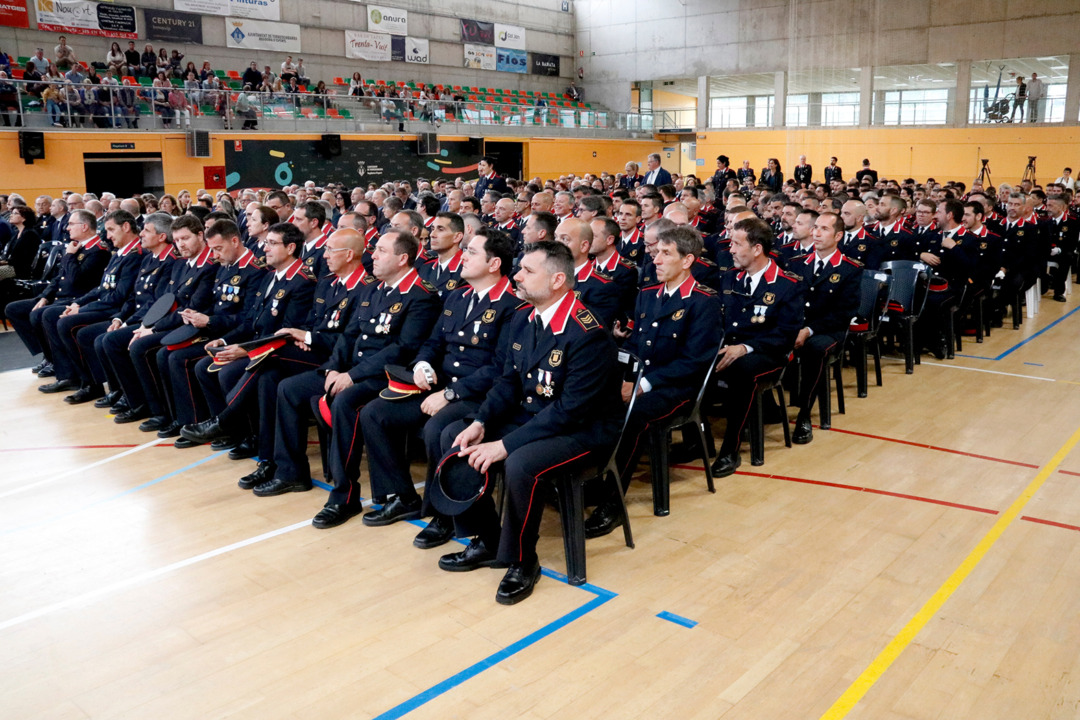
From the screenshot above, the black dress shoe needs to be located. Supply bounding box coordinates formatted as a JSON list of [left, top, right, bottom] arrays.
[[238, 460, 274, 490], [253, 476, 313, 497], [710, 452, 742, 478], [1054, 294, 1067, 302], [180, 417, 227, 445], [414, 514, 454, 549], [311, 503, 362, 529], [111, 396, 130, 413], [584, 500, 623, 539], [39, 379, 77, 394], [138, 415, 167, 432], [496, 559, 542, 605], [31, 360, 47, 374], [94, 390, 122, 409], [173, 437, 199, 449], [792, 418, 813, 445], [228, 436, 258, 460], [36, 362, 55, 378], [115, 405, 150, 424], [157, 420, 182, 438], [210, 436, 238, 451], [438, 538, 503, 572], [64, 384, 105, 405], [362, 495, 422, 527]]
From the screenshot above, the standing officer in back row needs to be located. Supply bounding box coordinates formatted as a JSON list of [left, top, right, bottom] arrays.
[[711, 217, 804, 477]]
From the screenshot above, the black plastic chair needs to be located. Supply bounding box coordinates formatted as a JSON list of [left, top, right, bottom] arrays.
[[645, 343, 723, 517], [747, 364, 792, 466], [848, 271, 890, 398], [817, 332, 848, 430], [879, 260, 929, 374]]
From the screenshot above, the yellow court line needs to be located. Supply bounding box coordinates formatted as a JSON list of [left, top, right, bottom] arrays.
[[819, 422, 1080, 719]]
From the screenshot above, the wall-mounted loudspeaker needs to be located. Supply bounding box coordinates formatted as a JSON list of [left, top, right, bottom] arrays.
[[19, 131, 45, 164], [319, 134, 342, 158]]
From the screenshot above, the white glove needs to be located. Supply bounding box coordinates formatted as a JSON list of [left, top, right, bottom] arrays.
[[1051, 247, 1062, 256], [995, 270, 1006, 280]]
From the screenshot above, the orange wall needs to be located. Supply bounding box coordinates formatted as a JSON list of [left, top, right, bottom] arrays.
[[652, 88, 696, 111], [0, 131, 663, 197], [695, 126, 1080, 187], [4, 126, 1079, 198]]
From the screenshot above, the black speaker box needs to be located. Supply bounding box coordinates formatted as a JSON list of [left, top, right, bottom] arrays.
[[19, 131, 45, 164]]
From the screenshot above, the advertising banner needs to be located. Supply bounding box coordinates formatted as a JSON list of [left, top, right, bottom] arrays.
[[496, 47, 527, 74], [460, 18, 493, 45], [531, 52, 560, 76], [175, 0, 279, 21], [366, 4, 406, 35], [226, 18, 300, 52], [36, 0, 137, 38], [494, 23, 525, 50], [0, 0, 30, 29], [404, 37, 428, 64], [463, 43, 495, 71], [345, 30, 390, 61], [145, 8, 202, 43]]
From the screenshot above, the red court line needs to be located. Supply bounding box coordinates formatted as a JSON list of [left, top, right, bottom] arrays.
[[822, 426, 1040, 469], [672, 464, 1000, 515], [0, 440, 323, 452], [1021, 516, 1080, 532]]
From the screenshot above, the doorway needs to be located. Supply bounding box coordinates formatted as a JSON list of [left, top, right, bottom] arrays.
[[484, 141, 523, 181], [83, 153, 165, 197]]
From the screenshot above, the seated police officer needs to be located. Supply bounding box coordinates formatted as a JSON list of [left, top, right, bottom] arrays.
[[585, 225, 722, 538], [155, 219, 265, 444], [416, 211, 466, 296], [553, 217, 620, 329], [254, 230, 440, 530], [9, 209, 110, 385], [45, 209, 144, 402], [358, 229, 520, 541], [711, 217, 804, 477], [180, 222, 315, 450], [588, 217, 639, 324], [790, 212, 861, 444], [84, 213, 179, 415], [1042, 195, 1077, 302], [435, 240, 623, 605], [917, 199, 978, 358], [180, 228, 371, 485]]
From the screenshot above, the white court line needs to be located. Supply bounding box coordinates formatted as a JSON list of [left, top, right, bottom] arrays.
[[0, 483, 424, 632], [0, 438, 165, 500], [920, 361, 1057, 383]]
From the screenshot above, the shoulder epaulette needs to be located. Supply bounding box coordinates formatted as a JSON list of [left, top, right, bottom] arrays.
[[417, 278, 436, 293], [574, 306, 601, 332], [841, 256, 863, 268], [778, 270, 800, 282], [641, 283, 663, 293], [693, 284, 718, 295], [515, 300, 535, 312], [591, 268, 613, 283], [300, 266, 317, 281]]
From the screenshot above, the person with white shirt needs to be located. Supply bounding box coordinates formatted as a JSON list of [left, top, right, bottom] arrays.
[[641, 153, 672, 188], [711, 217, 804, 477], [1055, 167, 1075, 191], [790, 212, 862, 444]]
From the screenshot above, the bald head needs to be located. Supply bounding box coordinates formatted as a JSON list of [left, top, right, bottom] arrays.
[[554, 217, 593, 264], [325, 228, 366, 276], [663, 202, 689, 225]]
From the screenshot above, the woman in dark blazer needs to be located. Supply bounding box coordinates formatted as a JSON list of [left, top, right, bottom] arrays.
[[760, 158, 784, 193], [2, 206, 41, 279]]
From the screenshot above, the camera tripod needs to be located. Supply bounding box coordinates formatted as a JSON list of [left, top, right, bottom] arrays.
[[1022, 156, 1037, 185], [975, 158, 992, 187]]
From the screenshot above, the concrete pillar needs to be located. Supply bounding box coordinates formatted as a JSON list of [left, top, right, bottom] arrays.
[[773, 71, 787, 128], [1066, 54, 1080, 125], [873, 90, 887, 125], [955, 60, 971, 127], [696, 75, 709, 129], [860, 66, 873, 127], [808, 92, 822, 126]]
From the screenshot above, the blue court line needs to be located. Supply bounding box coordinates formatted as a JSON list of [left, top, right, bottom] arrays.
[[956, 304, 1080, 362], [362, 516, 619, 719], [656, 610, 698, 629], [1024, 362, 1045, 367], [1, 450, 229, 536]]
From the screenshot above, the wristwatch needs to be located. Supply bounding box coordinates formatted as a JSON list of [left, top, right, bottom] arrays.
[[443, 387, 458, 401]]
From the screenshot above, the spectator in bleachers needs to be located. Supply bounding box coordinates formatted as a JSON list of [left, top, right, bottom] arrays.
[[199, 61, 215, 83], [123, 41, 140, 76], [169, 50, 185, 78], [54, 36, 77, 72], [168, 84, 192, 128], [23, 63, 44, 98], [106, 42, 126, 76], [0, 72, 20, 127], [150, 77, 173, 128], [26, 48, 49, 75], [349, 72, 364, 97], [280, 56, 297, 82], [63, 80, 87, 127], [182, 61, 197, 80], [64, 63, 85, 85], [156, 48, 169, 76], [140, 44, 157, 77], [117, 79, 139, 128], [184, 70, 201, 106], [296, 59, 310, 86], [286, 76, 302, 110], [314, 80, 331, 110], [234, 87, 258, 130], [241, 62, 262, 90], [43, 82, 64, 127]]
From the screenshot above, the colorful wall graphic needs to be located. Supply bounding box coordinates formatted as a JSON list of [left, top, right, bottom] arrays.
[[223, 138, 484, 189]]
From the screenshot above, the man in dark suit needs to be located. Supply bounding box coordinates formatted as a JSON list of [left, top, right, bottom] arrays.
[[585, 225, 723, 537], [823, 157, 843, 184], [793, 155, 813, 188], [711, 217, 804, 477], [790, 212, 861, 444], [435, 240, 623, 605], [47, 197, 70, 244], [474, 156, 508, 200], [359, 229, 520, 542], [710, 155, 738, 196], [642, 153, 672, 188]]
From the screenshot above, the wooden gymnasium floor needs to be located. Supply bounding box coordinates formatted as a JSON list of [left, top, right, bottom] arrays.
[[4, 297, 1080, 720]]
